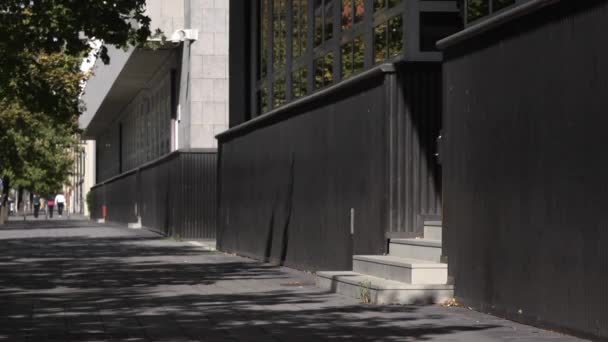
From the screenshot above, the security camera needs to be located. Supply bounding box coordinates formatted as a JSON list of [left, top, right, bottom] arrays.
[[170, 29, 199, 43], [170, 30, 185, 43]]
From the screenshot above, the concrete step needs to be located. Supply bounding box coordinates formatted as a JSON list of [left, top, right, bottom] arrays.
[[353, 255, 448, 285], [423, 223, 442, 241], [389, 238, 442, 262], [424, 220, 442, 226], [316, 271, 453, 305]]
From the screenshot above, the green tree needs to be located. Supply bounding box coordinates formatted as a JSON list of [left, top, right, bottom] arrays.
[[0, 1, 154, 216], [0, 52, 84, 209], [0, 0, 151, 120], [0, 100, 79, 196]]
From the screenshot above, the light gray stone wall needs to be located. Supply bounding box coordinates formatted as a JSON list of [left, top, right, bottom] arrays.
[[85, 0, 228, 182], [145, 0, 185, 37], [96, 51, 177, 181], [179, 0, 229, 149]]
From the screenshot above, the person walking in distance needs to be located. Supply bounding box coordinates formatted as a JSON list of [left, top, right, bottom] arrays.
[[47, 197, 55, 218], [55, 193, 66, 217], [32, 193, 41, 218]]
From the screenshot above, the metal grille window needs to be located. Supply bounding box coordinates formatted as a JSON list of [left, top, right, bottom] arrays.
[[274, 77, 287, 107], [341, 36, 364, 79], [314, 53, 334, 89], [273, 0, 287, 72], [341, 0, 364, 31], [374, 0, 402, 13], [253, 0, 420, 116], [314, 0, 334, 46], [293, 0, 308, 59], [373, 16, 403, 63], [465, 0, 518, 24], [292, 67, 308, 98]]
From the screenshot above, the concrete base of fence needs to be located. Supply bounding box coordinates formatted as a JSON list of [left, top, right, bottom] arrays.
[[128, 217, 142, 229]]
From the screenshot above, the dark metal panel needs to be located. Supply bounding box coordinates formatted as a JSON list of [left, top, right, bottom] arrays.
[[166, 152, 218, 239], [140, 154, 175, 235], [104, 173, 138, 224], [89, 186, 104, 219], [229, 0, 251, 126], [387, 63, 443, 236], [89, 150, 218, 240], [218, 75, 388, 271], [442, 1, 608, 339]]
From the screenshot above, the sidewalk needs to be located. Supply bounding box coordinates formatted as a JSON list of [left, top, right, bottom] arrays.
[[0, 219, 587, 342]]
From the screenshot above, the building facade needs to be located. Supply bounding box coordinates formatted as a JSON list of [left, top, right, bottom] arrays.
[[66, 139, 96, 216], [220, 0, 461, 271], [222, 1, 608, 339], [81, 0, 229, 238]]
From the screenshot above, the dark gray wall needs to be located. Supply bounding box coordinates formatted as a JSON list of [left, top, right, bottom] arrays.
[[388, 65, 443, 236], [442, 1, 608, 339], [219, 76, 389, 271], [218, 63, 445, 271], [228, 0, 251, 127], [90, 150, 217, 239]]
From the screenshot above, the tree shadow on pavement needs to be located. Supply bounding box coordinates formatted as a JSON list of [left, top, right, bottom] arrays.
[[0, 220, 505, 342]]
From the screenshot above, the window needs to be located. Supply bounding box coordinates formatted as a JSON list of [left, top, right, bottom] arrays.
[[466, 0, 488, 22], [292, 0, 309, 99], [258, 83, 269, 113], [341, 0, 364, 31], [493, 0, 515, 12], [314, 0, 334, 47], [466, 0, 516, 24], [293, 67, 308, 98], [293, 0, 308, 59], [260, 0, 270, 78], [273, 0, 287, 72], [274, 77, 287, 107], [374, 15, 403, 63], [341, 36, 364, 78], [253, 0, 457, 116], [314, 53, 334, 89], [374, 0, 401, 13]]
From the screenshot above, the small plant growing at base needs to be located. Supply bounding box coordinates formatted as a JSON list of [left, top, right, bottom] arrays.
[[166, 233, 182, 242], [357, 280, 372, 304], [442, 298, 463, 308]]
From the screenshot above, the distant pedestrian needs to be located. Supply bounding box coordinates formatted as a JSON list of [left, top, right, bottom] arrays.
[[47, 198, 55, 218], [32, 193, 41, 218], [55, 193, 66, 217]]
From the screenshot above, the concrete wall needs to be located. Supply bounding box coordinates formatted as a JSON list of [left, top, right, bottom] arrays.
[[83, 0, 229, 183], [145, 0, 185, 36], [80, 46, 135, 131], [83, 141, 96, 216], [179, 0, 229, 149], [66, 140, 96, 216], [96, 51, 177, 181]]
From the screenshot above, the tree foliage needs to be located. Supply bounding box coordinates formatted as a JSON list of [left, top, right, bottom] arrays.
[[0, 52, 84, 197], [0, 100, 79, 196], [0, 1, 153, 205], [0, 0, 151, 119]]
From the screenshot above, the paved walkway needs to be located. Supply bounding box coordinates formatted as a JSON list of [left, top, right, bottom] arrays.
[[0, 220, 587, 342]]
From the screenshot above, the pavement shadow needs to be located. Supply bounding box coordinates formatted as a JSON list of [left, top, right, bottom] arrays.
[[0, 220, 501, 342]]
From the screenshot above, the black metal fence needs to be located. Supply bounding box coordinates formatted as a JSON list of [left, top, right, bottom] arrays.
[[387, 64, 443, 237], [218, 61, 444, 271], [441, 1, 608, 339], [89, 149, 217, 239]]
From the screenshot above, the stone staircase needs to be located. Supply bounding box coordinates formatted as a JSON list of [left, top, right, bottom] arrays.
[[316, 221, 453, 304]]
